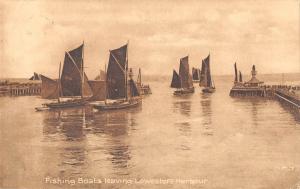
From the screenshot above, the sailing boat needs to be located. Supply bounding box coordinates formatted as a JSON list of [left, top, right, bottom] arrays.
[[170, 56, 194, 95], [93, 43, 141, 111], [192, 67, 201, 83], [199, 54, 215, 93], [37, 43, 93, 110]]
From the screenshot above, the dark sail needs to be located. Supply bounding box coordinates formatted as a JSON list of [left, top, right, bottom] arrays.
[[239, 71, 243, 82], [188, 73, 193, 87], [60, 44, 92, 97], [199, 60, 206, 86], [199, 54, 212, 87], [179, 56, 193, 89], [106, 44, 128, 99], [205, 54, 212, 87], [234, 62, 238, 83], [88, 80, 106, 101], [170, 70, 181, 88], [129, 79, 140, 97], [192, 67, 200, 80], [40, 74, 59, 99]]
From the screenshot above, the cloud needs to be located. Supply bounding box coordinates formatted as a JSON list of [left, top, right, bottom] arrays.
[[0, 0, 299, 78]]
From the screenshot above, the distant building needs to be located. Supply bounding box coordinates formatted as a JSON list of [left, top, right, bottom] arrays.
[[244, 65, 264, 87]]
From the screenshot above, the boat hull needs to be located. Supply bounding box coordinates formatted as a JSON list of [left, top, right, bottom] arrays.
[[202, 87, 216, 93], [45, 99, 88, 109], [93, 99, 141, 111], [174, 87, 195, 95]]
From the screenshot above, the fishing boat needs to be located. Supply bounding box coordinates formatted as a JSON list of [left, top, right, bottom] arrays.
[[170, 56, 194, 95], [93, 43, 141, 111], [36, 43, 93, 110], [137, 68, 152, 95], [199, 54, 215, 93], [192, 67, 201, 83]]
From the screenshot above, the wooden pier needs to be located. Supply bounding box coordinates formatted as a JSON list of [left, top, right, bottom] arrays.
[[274, 88, 300, 113], [0, 80, 41, 96], [10, 83, 41, 96]]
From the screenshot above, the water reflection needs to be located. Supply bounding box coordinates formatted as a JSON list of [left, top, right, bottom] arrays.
[[42, 107, 91, 178], [43, 107, 92, 141], [250, 100, 259, 128], [172, 96, 192, 117], [200, 93, 213, 136], [233, 98, 262, 128], [92, 109, 141, 175], [42, 106, 141, 177], [172, 96, 192, 138]]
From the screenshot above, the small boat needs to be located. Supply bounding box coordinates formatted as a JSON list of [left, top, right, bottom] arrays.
[[174, 87, 195, 95], [93, 43, 142, 111], [94, 98, 141, 111], [45, 98, 88, 109], [202, 87, 215, 93], [170, 56, 194, 95], [35, 106, 50, 111], [38, 43, 93, 109], [199, 54, 216, 93]]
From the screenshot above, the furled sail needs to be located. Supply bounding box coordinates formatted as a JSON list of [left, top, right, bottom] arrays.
[[234, 62, 238, 83], [60, 44, 92, 97], [170, 70, 181, 88], [40, 74, 59, 99], [179, 56, 193, 89], [239, 71, 243, 82], [106, 44, 128, 100]]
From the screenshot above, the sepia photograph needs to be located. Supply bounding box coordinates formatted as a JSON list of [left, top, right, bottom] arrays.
[[0, 0, 300, 188]]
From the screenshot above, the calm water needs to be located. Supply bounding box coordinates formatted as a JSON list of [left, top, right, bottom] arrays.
[[1, 76, 300, 189]]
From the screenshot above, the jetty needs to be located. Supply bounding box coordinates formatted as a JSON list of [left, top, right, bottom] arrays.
[[229, 64, 265, 97], [0, 80, 41, 96], [274, 88, 300, 113], [229, 63, 300, 113]]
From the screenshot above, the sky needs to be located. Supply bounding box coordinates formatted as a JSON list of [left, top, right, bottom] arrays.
[[0, 0, 299, 78]]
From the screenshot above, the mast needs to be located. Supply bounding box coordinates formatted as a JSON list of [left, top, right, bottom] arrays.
[[139, 68, 142, 84], [81, 41, 84, 98], [58, 62, 62, 102], [239, 71, 243, 82], [105, 63, 107, 104], [234, 62, 238, 83], [125, 40, 129, 101]]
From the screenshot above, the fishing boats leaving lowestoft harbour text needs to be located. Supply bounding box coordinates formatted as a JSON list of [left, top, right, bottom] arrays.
[[44, 176, 208, 186]]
